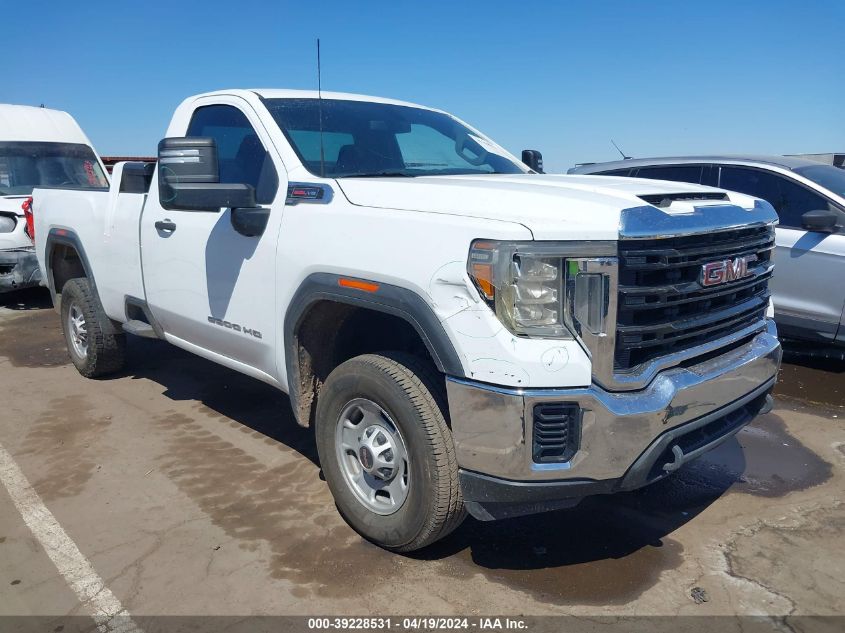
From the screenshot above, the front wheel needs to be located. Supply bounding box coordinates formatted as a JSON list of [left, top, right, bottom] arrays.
[[315, 352, 465, 552]]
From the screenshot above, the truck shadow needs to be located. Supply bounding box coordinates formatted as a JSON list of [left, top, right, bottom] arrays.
[[409, 453, 735, 604], [418, 409, 829, 605], [123, 336, 319, 464]]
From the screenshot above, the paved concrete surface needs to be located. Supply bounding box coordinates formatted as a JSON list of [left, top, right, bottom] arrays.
[[0, 287, 843, 619]]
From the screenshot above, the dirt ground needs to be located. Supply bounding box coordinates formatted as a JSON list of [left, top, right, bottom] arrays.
[[0, 287, 843, 624]]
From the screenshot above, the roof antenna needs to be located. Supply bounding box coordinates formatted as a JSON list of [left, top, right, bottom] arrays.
[[317, 38, 326, 178], [611, 139, 631, 160]]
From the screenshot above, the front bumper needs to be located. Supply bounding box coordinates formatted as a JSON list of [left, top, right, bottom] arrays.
[[445, 320, 782, 520], [0, 248, 41, 293]]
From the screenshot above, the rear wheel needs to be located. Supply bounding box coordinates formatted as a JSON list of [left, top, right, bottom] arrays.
[[60, 278, 126, 377], [315, 352, 465, 552]]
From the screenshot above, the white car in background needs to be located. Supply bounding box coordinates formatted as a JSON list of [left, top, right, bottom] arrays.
[[569, 156, 845, 348], [0, 104, 108, 293]]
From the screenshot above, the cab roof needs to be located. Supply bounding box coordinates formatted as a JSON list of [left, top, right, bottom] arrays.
[[191, 88, 436, 111]]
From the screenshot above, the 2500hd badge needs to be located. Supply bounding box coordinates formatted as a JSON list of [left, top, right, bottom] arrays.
[[207, 316, 263, 339]]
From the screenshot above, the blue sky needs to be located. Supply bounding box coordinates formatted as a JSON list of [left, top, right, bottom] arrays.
[[5, 1, 842, 172]]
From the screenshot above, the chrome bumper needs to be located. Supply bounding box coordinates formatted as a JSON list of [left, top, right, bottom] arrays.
[[446, 320, 781, 485]]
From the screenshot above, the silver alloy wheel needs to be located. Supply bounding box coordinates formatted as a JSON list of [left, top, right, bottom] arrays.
[[67, 301, 88, 360], [335, 398, 410, 515]]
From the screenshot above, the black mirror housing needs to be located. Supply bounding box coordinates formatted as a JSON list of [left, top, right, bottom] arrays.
[[522, 149, 544, 173], [157, 137, 256, 211], [165, 182, 256, 212], [801, 209, 837, 232], [158, 137, 218, 183]]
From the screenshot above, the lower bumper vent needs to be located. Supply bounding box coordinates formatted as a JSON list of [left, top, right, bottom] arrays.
[[532, 403, 581, 463]]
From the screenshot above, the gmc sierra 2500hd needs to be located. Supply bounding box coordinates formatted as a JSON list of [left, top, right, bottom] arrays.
[[33, 89, 782, 551]]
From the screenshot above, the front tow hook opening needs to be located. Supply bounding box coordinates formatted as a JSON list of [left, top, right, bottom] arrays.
[[658, 392, 774, 476], [662, 444, 685, 473]]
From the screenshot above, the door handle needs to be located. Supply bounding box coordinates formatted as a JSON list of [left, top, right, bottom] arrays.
[[155, 219, 177, 233]]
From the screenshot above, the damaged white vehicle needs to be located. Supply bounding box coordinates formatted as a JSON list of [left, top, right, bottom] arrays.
[[33, 90, 781, 551], [0, 104, 108, 293]]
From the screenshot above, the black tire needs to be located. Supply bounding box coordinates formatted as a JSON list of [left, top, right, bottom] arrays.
[[315, 352, 466, 552], [60, 278, 126, 378]]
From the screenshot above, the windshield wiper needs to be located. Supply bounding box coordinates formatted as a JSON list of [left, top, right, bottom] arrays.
[[337, 171, 416, 178]]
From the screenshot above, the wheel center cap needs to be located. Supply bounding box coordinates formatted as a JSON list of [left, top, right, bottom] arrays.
[[359, 446, 375, 471]]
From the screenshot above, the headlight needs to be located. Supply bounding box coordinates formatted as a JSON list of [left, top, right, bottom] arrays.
[[468, 240, 614, 339]]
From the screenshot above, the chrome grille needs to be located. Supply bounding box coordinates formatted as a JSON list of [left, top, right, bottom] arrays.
[[615, 225, 774, 371]]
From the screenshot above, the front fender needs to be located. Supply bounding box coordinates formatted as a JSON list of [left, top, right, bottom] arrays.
[[283, 272, 465, 424]]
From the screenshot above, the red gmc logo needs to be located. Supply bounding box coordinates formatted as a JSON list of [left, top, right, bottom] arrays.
[[700, 255, 757, 287]]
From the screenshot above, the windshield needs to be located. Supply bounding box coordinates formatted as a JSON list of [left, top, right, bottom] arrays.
[[793, 164, 845, 199], [264, 98, 527, 178], [0, 141, 108, 195]]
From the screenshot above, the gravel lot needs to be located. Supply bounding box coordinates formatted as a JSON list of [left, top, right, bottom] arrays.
[[0, 287, 843, 624]]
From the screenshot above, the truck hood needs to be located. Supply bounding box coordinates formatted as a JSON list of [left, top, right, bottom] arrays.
[[336, 174, 763, 240]]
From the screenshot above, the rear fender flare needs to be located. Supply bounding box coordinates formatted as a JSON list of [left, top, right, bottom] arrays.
[[44, 228, 96, 303]]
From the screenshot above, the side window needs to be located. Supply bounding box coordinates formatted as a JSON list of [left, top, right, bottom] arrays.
[[719, 166, 831, 229], [634, 165, 703, 184], [186, 105, 279, 204], [719, 166, 781, 209], [777, 177, 837, 229], [700, 164, 719, 187]]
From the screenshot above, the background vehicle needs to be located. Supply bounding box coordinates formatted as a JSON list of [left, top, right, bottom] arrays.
[[569, 156, 845, 347], [786, 153, 844, 169], [0, 104, 108, 293], [33, 90, 780, 551]]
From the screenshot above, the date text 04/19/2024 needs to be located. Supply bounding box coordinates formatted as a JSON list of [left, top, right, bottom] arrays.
[[307, 618, 528, 630]]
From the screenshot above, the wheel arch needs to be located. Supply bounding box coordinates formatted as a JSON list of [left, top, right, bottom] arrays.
[[45, 229, 96, 306], [284, 273, 465, 427]]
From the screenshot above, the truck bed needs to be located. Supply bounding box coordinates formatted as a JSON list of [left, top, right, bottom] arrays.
[[33, 162, 153, 321]]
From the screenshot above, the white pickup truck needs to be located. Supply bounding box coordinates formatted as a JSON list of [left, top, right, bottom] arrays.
[[33, 89, 782, 551]]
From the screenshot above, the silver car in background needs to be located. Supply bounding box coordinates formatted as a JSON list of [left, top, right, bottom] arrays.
[[569, 156, 845, 347]]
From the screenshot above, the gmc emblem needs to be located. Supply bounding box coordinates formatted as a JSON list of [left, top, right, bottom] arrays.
[[700, 255, 757, 287]]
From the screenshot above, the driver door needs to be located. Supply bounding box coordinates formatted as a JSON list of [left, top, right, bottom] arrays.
[[140, 97, 286, 380]]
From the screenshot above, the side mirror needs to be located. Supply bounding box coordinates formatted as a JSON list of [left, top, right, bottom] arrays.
[[522, 149, 544, 174], [801, 209, 837, 232], [158, 137, 255, 211]]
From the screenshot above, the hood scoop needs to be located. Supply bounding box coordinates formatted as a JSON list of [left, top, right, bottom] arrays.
[[620, 198, 778, 239], [639, 191, 728, 208]]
